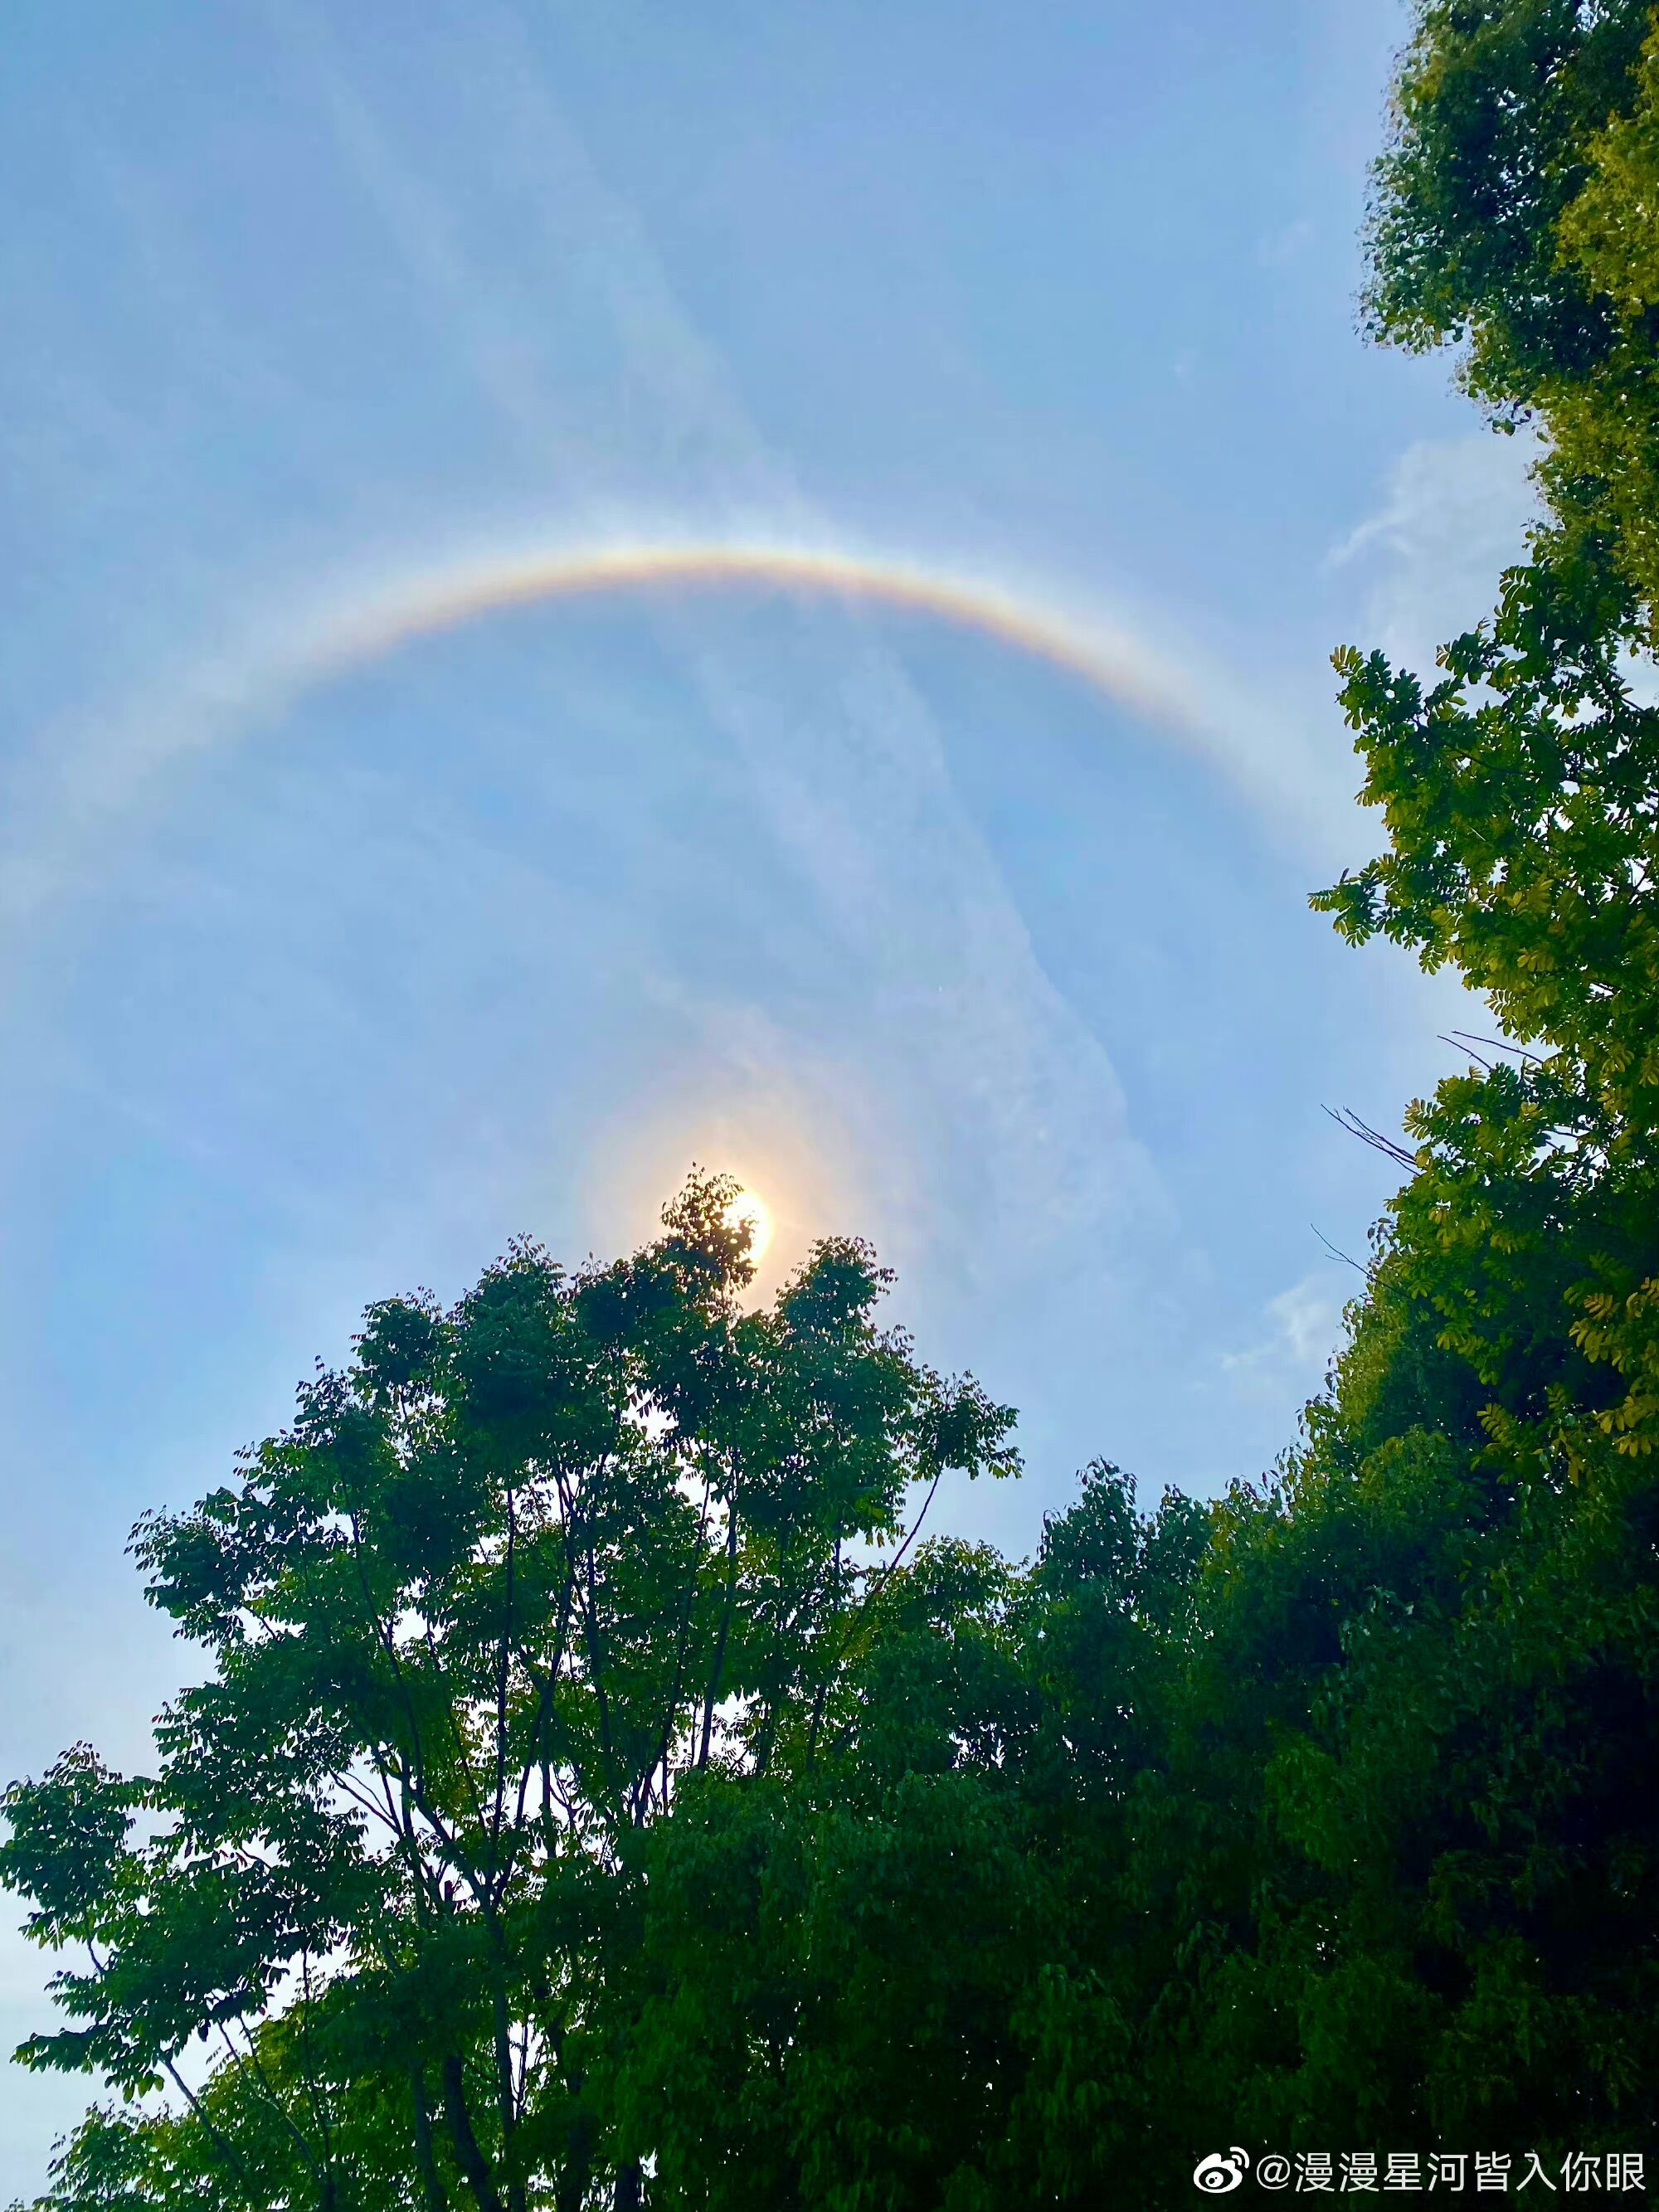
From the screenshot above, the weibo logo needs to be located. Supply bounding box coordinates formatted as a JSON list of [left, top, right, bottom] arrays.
[[1193, 2148, 1251, 2194]]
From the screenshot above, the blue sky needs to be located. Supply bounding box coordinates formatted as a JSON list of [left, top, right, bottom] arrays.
[[0, 0, 1541, 2181]]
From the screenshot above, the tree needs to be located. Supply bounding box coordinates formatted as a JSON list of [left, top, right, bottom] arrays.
[[1223, 0, 1659, 2145], [2, 1173, 1015, 2211], [1365, 0, 1659, 626], [612, 1467, 1212, 2211], [1313, 531, 1659, 1463]]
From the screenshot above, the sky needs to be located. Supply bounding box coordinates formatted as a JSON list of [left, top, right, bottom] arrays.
[[0, 0, 1544, 2183]]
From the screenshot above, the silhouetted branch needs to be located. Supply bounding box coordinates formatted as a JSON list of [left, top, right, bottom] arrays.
[[1448, 1028, 1540, 1064], [1323, 1106, 1417, 1171], [1311, 1223, 1367, 1276]]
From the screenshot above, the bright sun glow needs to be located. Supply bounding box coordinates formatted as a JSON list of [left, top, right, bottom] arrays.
[[722, 1186, 774, 1264]]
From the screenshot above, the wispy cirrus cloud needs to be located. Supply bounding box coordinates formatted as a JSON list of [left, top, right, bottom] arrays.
[[1326, 428, 1542, 678], [1221, 1268, 1350, 1395]]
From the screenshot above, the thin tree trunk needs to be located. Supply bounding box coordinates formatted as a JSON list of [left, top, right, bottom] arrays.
[[411, 2067, 450, 2212], [441, 2055, 508, 2212], [489, 1977, 529, 2212]]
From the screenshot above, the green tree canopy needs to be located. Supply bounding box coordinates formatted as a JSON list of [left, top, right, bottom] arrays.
[[2, 1174, 1014, 2211], [1365, 0, 1659, 624]]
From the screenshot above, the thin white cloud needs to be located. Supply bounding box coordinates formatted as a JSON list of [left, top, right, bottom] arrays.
[[1328, 430, 1541, 679], [1222, 1268, 1349, 1385]]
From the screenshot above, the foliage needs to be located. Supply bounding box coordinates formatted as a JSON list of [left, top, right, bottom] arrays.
[[1362, 0, 1652, 403], [2, 1173, 1015, 2210], [1365, 0, 1659, 625]]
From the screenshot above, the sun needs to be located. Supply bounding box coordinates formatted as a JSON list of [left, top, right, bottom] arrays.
[[722, 1186, 774, 1264]]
